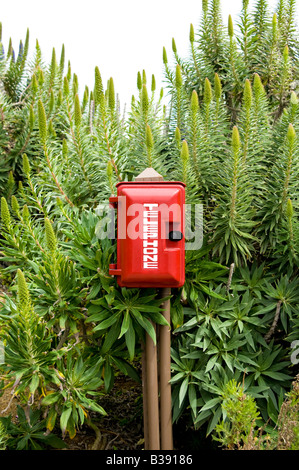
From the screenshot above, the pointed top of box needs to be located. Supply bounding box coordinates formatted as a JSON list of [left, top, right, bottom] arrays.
[[135, 167, 164, 182]]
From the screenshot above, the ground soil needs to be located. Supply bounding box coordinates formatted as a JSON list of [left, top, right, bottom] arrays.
[[64, 373, 145, 451]]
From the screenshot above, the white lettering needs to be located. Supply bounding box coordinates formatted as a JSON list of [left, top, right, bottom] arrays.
[[143, 255, 158, 262], [143, 240, 158, 247], [143, 219, 158, 225], [143, 203, 158, 269], [143, 203, 158, 210], [144, 247, 158, 255], [143, 210, 158, 218], [144, 261, 159, 268]]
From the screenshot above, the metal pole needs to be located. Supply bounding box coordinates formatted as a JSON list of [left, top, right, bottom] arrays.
[[159, 287, 173, 450]]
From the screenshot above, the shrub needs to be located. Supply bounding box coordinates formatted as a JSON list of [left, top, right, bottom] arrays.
[[212, 379, 261, 450]]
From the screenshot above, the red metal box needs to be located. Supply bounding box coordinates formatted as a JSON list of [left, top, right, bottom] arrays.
[[109, 181, 185, 287]]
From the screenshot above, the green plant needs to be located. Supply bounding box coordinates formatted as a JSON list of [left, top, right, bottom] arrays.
[[276, 374, 299, 450], [1, 269, 60, 399], [0, 421, 9, 450], [41, 353, 106, 439], [161, 0, 299, 436], [0, 405, 66, 450], [170, 265, 294, 433], [86, 288, 169, 363], [212, 379, 261, 449], [0, 269, 107, 440], [213, 373, 299, 450]]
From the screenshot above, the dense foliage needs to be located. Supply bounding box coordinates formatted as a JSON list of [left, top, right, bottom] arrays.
[[0, 0, 298, 449]]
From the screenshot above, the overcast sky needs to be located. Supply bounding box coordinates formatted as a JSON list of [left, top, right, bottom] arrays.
[[0, 0, 296, 111]]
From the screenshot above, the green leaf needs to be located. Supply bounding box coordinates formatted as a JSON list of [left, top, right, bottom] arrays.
[[262, 371, 291, 381], [200, 397, 222, 412], [125, 320, 136, 361], [179, 376, 189, 407], [60, 407, 72, 433], [198, 283, 227, 300], [101, 318, 121, 354], [46, 407, 58, 431], [44, 434, 67, 449], [188, 383, 197, 417], [86, 283, 101, 300], [103, 360, 113, 391], [169, 372, 186, 384], [119, 310, 131, 338], [133, 311, 157, 344], [29, 374, 40, 394], [147, 311, 169, 326], [93, 311, 120, 331], [206, 405, 222, 435], [205, 355, 218, 372], [86, 401, 106, 415]]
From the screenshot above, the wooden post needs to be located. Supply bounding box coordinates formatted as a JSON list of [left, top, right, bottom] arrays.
[[141, 341, 149, 449], [136, 168, 164, 451], [145, 322, 160, 450], [159, 287, 173, 450], [135, 168, 174, 450]]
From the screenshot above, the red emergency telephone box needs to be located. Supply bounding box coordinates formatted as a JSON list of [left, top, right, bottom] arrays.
[[109, 178, 185, 288]]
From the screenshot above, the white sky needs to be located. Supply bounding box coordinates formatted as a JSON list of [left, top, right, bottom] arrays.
[[0, 0, 296, 111]]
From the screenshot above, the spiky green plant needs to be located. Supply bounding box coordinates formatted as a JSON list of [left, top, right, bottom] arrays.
[[209, 125, 256, 266], [0, 269, 59, 402]]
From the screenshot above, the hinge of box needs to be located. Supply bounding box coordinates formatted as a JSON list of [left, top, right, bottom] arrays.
[[109, 196, 118, 208]]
